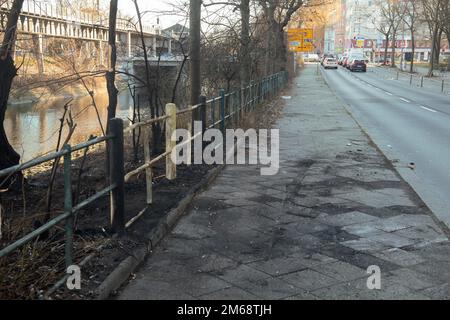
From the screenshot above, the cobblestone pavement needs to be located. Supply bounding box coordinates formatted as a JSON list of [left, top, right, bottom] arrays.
[[118, 65, 450, 300]]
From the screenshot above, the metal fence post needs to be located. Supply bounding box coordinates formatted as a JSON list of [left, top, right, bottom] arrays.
[[165, 103, 177, 180], [63, 144, 73, 269], [211, 98, 215, 127], [220, 89, 225, 134], [421, 76, 424, 87], [108, 118, 125, 235]]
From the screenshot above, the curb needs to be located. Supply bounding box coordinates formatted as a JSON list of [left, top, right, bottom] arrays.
[[94, 164, 225, 300]]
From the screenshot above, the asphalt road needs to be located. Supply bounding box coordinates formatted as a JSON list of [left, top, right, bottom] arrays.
[[320, 64, 450, 228]]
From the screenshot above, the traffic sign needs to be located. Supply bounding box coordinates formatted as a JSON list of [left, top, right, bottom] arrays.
[[288, 28, 314, 53]]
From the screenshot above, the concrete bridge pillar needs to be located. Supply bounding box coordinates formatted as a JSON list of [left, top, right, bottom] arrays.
[[32, 34, 45, 75], [152, 37, 157, 56], [99, 40, 104, 66], [128, 31, 132, 58], [168, 39, 172, 55]]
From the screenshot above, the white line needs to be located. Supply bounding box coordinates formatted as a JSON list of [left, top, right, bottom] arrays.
[[384, 91, 393, 96], [420, 106, 437, 113], [400, 98, 410, 103]]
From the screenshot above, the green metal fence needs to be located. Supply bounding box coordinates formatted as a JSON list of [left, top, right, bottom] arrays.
[[0, 70, 288, 292]]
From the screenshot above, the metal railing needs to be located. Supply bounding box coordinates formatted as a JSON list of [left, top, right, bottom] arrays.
[[371, 66, 450, 95], [0, 70, 288, 292], [0, 135, 116, 269]]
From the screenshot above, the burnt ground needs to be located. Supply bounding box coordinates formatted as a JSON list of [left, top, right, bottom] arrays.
[[0, 85, 288, 300]]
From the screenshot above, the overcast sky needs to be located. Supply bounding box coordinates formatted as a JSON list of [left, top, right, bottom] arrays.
[[117, 0, 186, 28]]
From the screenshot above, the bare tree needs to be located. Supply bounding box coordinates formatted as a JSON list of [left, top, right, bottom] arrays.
[[0, 0, 24, 173], [258, 0, 304, 75], [402, 0, 420, 72], [377, 0, 405, 67], [422, 0, 444, 76]]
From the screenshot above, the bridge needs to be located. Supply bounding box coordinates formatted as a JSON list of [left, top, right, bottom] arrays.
[[0, 0, 183, 69]]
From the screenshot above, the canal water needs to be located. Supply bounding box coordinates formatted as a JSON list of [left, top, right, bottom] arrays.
[[5, 90, 139, 162]]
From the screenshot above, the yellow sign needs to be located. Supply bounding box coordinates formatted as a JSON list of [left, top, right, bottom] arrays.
[[287, 28, 313, 39], [287, 28, 314, 53]]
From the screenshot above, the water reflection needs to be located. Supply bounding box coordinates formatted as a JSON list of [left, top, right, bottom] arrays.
[[5, 90, 137, 162]]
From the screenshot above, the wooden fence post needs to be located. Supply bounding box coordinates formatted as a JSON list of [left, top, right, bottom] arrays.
[[165, 103, 177, 180], [143, 126, 153, 204], [108, 118, 125, 235]]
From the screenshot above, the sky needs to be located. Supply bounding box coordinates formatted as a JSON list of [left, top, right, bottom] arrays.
[[117, 0, 185, 28]]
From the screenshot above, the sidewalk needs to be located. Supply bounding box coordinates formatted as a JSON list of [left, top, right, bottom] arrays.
[[118, 65, 450, 300]]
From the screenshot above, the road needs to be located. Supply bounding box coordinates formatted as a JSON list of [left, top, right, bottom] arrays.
[[320, 64, 450, 228]]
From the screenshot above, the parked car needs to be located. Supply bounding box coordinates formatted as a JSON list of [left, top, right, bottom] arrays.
[[304, 53, 320, 62], [320, 53, 335, 65], [344, 54, 364, 69], [323, 57, 338, 69], [338, 54, 347, 65], [348, 58, 367, 72]]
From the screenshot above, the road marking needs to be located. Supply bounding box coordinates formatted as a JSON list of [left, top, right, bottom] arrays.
[[420, 106, 437, 113], [384, 91, 393, 96], [400, 98, 410, 103]]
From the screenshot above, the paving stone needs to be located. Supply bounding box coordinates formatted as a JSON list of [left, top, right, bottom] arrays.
[[316, 211, 378, 227], [172, 274, 233, 297], [342, 222, 385, 237], [394, 225, 448, 247], [341, 238, 389, 253], [120, 279, 196, 300], [386, 268, 439, 291], [247, 254, 308, 276], [420, 283, 450, 300], [199, 287, 260, 300], [237, 277, 301, 300], [217, 264, 271, 286], [279, 269, 341, 291], [338, 190, 415, 208], [368, 232, 417, 249], [311, 261, 367, 282], [373, 248, 425, 267]]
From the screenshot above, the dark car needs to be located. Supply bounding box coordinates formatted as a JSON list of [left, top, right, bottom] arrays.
[[349, 58, 367, 72]]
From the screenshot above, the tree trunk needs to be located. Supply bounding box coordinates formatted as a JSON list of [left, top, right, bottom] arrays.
[[239, 0, 251, 87], [0, 0, 24, 172], [391, 32, 396, 67], [410, 31, 415, 73], [275, 27, 288, 72], [106, 0, 118, 123], [384, 34, 389, 66], [189, 0, 202, 106], [428, 25, 439, 77]]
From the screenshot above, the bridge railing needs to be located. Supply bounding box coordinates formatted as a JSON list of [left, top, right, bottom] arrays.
[[0, 70, 288, 295], [1, 0, 161, 35]]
